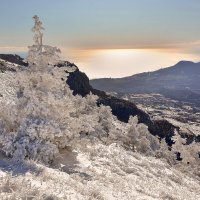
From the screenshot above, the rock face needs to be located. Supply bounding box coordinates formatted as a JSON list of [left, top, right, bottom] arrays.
[[0, 62, 16, 73], [66, 67, 95, 97]]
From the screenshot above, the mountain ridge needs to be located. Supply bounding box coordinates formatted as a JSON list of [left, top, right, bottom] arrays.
[[91, 60, 199, 80], [90, 60, 200, 106]]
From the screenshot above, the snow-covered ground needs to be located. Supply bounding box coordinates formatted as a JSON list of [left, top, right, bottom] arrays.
[[0, 143, 199, 200]]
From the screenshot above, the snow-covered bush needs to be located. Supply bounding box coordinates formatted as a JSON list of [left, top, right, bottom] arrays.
[[121, 116, 160, 156], [0, 60, 162, 163], [171, 132, 200, 165]]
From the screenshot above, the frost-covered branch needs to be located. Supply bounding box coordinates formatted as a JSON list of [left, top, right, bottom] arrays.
[[26, 15, 61, 66]]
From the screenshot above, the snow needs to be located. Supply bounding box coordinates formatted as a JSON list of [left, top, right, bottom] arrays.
[[0, 144, 199, 199], [0, 59, 20, 67]]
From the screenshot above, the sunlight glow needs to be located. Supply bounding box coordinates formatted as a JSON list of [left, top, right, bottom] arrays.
[[61, 48, 200, 79], [1, 47, 199, 79]]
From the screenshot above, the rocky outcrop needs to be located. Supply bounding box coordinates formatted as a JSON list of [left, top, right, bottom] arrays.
[[67, 68, 95, 97], [0, 62, 16, 73], [0, 54, 28, 66]]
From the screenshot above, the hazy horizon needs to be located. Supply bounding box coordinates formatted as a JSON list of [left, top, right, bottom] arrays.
[[1, 0, 200, 78]]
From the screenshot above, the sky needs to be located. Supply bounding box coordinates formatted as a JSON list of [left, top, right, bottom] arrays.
[[0, 0, 200, 78]]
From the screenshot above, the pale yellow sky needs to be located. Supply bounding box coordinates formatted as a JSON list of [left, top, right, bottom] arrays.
[[61, 48, 200, 79], [0, 46, 200, 79]]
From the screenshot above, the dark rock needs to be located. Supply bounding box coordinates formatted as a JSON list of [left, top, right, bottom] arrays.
[[67, 69, 94, 97], [0, 54, 28, 66], [97, 95, 150, 124], [0, 62, 16, 73], [148, 120, 178, 145]]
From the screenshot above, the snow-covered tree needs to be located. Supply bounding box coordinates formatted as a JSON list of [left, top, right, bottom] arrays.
[[124, 116, 160, 155], [32, 15, 44, 53], [26, 15, 61, 67]]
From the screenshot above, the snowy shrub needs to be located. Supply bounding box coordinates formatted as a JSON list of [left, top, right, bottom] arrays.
[[2, 118, 63, 162], [171, 131, 200, 165], [125, 116, 160, 155]]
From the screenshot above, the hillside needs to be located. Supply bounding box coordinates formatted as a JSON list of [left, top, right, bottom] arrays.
[[0, 53, 199, 199], [0, 15, 199, 199], [0, 143, 199, 200], [90, 61, 200, 105], [1, 54, 199, 145]]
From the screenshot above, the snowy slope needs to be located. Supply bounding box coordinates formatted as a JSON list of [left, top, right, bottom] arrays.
[[0, 59, 199, 200], [0, 143, 199, 200]]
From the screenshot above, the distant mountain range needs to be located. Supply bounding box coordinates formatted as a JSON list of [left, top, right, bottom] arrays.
[[90, 61, 200, 106]]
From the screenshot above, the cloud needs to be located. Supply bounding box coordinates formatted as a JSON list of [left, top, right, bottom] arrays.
[[0, 46, 27, 53]]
